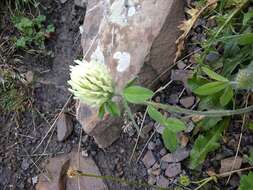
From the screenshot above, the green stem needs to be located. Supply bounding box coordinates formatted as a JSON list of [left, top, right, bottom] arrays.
[[193, 177, 214, 190], [146, 101, 253, 117], [72, 170, 172, 190]]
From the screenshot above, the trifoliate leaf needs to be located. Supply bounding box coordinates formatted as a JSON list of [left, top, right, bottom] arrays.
[[189, 119, 229, 169]]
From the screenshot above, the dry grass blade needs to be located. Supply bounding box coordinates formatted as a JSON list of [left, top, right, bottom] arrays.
[[174, 0, 218, 63]]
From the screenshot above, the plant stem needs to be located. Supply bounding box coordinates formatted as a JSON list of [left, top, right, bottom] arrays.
[[69, 170, 172, 190], [193, 177, 215, 190], [146, 101, 253, 117]]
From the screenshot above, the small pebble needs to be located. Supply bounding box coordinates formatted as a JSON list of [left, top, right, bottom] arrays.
[[205, 51, 220, 63], [148, 142, 156, 150]]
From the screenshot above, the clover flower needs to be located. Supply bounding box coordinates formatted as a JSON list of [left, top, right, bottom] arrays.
[[68, 60, 114, 107], [235, 63, 253, 90]]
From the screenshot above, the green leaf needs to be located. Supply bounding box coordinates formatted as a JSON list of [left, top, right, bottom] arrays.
[[162, 127, 178, 152], [247, 122, 253, 132], [243, 10, 253, 26], [147, 106, 186, 133], [123, 85, 154, 104], [193, 81, 228, 95], [238, 33, 253, 45], [187, 75, 209, 91], [197, 117, 222, 131], [220, 85, 233, 106], [147, 105, 165, 125], [245, 149, 253, 165], [239, 172, 253, 190], [105, 101, 120, 117], [15, 37, 27, 48], [189, 119, 229, 169], [165, 118, 186, 133], [46, 24, 55, 33], [34, 15, 46, 24], [224, 41, 240, 58], [98, 103, 105, 119], [202, 67, 228, 82]]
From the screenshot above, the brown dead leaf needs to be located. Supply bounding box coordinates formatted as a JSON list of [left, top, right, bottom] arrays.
[[191, 115, 205, 123], [207, 169, 217, 177], [178, 133, 189, 147], [174, 0, 218, 63]]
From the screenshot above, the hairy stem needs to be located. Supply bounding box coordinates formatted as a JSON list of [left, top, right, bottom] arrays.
[[69, 170, 172, 190], [146, 101, 253, 117]]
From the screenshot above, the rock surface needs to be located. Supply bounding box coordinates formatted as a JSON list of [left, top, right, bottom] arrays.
[[161, 148, 190, 163], [77, 0, 184, 148], [180, 96, 195, 108], [36, 150, 108, 190], [165, 163, 181, 178], [142, 151, 156, 169], [36, 155, 70, 190], [57, 113, 73, 142], [156, 175, 170, 188], [219, 156, 242, 173]]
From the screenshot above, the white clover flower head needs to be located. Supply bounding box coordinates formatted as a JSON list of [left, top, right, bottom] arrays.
[[68, 59, 114, 107], [236, 63, 253, 90]]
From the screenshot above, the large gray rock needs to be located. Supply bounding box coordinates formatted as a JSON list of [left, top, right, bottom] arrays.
[[77, 0, 184, 148]]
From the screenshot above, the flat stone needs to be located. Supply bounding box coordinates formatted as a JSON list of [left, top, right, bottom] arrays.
[[36, 150, 108, 190], [156, 175, 170, 188], [36, 155, 70, 190], [160, 161, 169, 170], [148, 175, 156, 185], [219, 156, 242, 173], [76, 102, 122, 148], [159, 148, 167, 156], [206, 51, 220, 63], [161, 148, 190, 163], [177, 61, 186, 69], [142, 151, 156, 168], [165, 163, 181, 178], [77, 0, 184, 148], [21, 159, 30, 170], [151, 168, 161, 176], [179, 96, 195, 108], [148, 142, 156, 150], [168, 94, 179, 105], [171, 70, 193, 84], [67, 152, 108, 190], [57, 113, 73, 142]]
